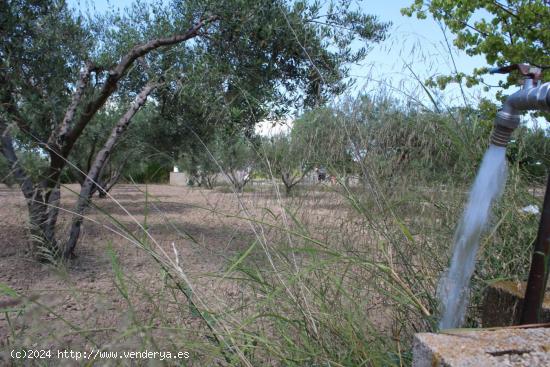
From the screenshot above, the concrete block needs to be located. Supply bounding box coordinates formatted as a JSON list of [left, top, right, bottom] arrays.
[[413, 327, 550, 366], [169, 172, 189, 186], [482, 280, 550, 327]]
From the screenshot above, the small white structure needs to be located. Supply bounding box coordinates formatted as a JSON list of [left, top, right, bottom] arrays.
[[169, 171, 189, 186]]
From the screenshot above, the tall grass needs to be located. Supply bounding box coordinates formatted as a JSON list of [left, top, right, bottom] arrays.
[[1, 92, 545, 366]]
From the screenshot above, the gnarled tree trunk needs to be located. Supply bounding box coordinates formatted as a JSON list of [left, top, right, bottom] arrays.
[[96, 165, 126, 198], [63, 83, 156, 258], [0, 120, 60, 258], [200, 173, 218, 189], [281, 169, 309, 196]]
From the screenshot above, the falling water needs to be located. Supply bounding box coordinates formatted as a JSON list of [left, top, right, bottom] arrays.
[[438, 144, 508, 329]]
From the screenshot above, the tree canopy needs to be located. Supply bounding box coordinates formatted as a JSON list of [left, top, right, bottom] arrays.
[[1, 0, 390, 258]]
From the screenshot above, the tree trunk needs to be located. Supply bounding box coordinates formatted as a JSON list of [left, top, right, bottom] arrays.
[[203, 174, 217, 189], [1, 121, 60, 258], [285, 184, 292, 196], [28, 186, 61, 259], [97, 168, 124, 198], [97, 191, 107, 198], [94, 154, 128, 198], [282, 173, 293, 196], [63, 83, 156, 258], [228, 169, 250, 193]]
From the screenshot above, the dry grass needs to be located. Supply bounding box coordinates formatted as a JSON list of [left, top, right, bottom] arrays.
[[1, 182, 395, 365], [0, 151, 542, 366]]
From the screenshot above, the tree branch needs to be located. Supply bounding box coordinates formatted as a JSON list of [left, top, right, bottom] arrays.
[[492, 1, 518, 19], [61, 15, 219, 157], [64, 81, 158, 257], [48, 61, 95, 147]]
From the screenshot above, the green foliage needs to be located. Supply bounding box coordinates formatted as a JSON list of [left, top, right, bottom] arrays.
[[402, 1, 550, 91], [291, 107, 357, 177], [1, 0, 92, 141], [507, 126, 550, 180], [177, 135, 221, 188], [67, 105, 157, 185], [188, 0, 391, 108], [0, 148, 50, 187], [177, 130, 257, 190], [129, 0, 391, 169], [127, 160, 171, 183], [215, 133, 256, 172], [259, 132, 314, 193], [288, 95, 498, 184]]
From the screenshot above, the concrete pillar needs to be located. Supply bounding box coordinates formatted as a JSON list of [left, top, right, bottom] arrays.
[[169, 172, 189, 186], [481, 280, 550, 327]]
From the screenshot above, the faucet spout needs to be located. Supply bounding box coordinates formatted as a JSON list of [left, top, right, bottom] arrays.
[[490, 80, 550, 146], [489, 64, 550, 147]]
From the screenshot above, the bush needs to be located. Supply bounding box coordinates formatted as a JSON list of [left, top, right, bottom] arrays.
[[126, 161, 171, 183]]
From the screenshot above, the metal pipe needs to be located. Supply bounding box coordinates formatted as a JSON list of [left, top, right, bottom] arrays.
[[490, 80, 550, 146], [520, 172, 550, 324], [503, 80, 550, 112]]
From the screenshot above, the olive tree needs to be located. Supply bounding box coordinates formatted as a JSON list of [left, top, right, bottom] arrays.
[[1, 0, 390, 259], [261, 133, 315, 195], [215, 133, 257, 193], [1, 0, 218, 258], [291, 107, 357, 182]]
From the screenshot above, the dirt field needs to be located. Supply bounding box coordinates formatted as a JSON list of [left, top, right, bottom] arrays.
[[0, 182, 365, 365]]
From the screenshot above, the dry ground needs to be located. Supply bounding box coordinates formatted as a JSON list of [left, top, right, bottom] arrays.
[[0, 182, 365, 365]]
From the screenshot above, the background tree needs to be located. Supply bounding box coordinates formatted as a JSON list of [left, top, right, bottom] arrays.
[[261, 132, 315, 195], [291, 107, 357, 181], [177, 138, 221, 189], [215, 133, 257, 193]]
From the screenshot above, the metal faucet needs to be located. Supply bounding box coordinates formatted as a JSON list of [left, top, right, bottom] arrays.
[[489, 64, 550, 146]]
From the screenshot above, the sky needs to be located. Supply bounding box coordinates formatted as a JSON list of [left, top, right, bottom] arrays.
[[67, 0, 512, 135], [352, 1, 505, 102]]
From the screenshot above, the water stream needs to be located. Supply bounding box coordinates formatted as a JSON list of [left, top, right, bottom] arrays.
[[438, 144, 508, 329]]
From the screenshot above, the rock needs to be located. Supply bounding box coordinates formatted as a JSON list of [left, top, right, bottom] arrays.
[[413, 327, 550, 367]]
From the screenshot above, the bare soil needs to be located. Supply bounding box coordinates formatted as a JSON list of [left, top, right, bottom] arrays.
[[0, 182, 357, 365]]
